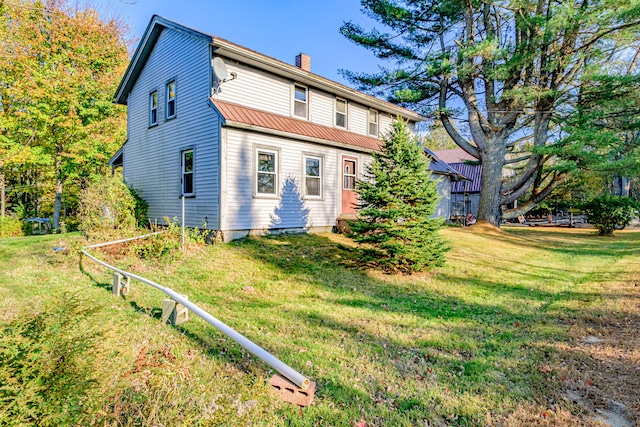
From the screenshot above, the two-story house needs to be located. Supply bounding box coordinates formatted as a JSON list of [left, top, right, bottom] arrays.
[[110, 15, 455, 241]]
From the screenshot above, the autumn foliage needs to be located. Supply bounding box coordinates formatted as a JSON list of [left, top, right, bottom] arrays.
[[0, 0, 130, 230]]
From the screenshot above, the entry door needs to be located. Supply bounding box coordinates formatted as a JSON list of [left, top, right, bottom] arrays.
[[341, 156, 358, 214]]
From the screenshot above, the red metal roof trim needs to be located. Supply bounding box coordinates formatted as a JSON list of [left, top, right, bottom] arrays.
[[211, 99, 382, 152]]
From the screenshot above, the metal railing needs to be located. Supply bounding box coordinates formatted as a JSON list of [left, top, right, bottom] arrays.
[[81, 233, 310, 389]]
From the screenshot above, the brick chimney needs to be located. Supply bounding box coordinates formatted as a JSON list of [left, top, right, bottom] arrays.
[[295, 53, 311, 72]]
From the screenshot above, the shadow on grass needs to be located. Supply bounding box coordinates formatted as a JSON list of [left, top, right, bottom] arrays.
[[222, 232, 639, 418], [78, 260, 112, 291], [497, 228, 640, 258]]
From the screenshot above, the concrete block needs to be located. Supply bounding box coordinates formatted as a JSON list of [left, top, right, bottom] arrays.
[[269, 374, 316, 407], [161, 297, 188, 325], [112, 273, 130, 296]]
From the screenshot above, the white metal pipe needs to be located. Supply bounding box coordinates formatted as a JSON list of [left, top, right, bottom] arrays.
[[81, 237, 310, 389], [84, 231, 166, 249]]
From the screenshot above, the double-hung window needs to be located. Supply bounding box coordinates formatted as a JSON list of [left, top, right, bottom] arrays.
[[181, 149, 194, 196], [368, 109, 379, 137], [293, 84, 308, 119], [256, 149, 278, 195], [304, 155, 322, 198], [166, 80, 176, 119], [149, 91, 158, 126], [335, 98, 347, 128]]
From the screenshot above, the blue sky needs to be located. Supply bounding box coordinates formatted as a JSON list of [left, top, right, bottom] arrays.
[[95, 0, 385, 87]]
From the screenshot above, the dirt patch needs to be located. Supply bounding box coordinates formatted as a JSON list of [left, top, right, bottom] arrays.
[[555, 279, 640, 426]]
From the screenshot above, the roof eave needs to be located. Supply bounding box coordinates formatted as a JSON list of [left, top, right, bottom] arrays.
[[223, 120, 377, 154]]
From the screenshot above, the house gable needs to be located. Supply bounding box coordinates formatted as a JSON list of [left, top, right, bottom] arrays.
[[114, 15, 213, 105]]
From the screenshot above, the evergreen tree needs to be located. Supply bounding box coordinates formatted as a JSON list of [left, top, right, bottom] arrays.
[[349, 119, 447, 273], [341, 0, 640, 225]]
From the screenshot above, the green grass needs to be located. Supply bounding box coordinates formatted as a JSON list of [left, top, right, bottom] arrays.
[[1, 227, 639, 426]]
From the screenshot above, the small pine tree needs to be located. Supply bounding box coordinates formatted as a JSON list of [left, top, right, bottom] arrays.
[[349, 119, 448, 272]]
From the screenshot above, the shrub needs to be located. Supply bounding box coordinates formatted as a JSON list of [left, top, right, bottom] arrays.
[[0, 294, 101, 426], [349, 119, 448, 273], [79, 175, 146, 241], [581, 194, 639, 235], [0, 216, 23, 237]]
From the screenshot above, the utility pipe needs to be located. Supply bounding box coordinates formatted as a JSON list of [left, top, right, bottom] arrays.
[[81, 236, 310, 389]]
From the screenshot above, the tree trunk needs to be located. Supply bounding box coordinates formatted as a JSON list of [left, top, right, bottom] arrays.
[[476, 144, 506, 226], [52, 156, 62, 231], [611, 176, 630, 197]]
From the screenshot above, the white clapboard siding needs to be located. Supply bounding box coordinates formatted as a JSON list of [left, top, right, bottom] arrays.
[[379, 113, 394, 137], [224, 128, 380, 231], [216, 60, 291, 116], [348, 102, 368, 135], [123, 28, 220, 229], [310, 89, 334, 127]]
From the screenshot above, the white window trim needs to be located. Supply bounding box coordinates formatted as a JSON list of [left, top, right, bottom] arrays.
[[303, 154, 324, 199], [254, 146, 280, 198], [166, 79, 176, 120], [181, 148, 195, 197], [368, 109, 379, 137], [293, 83, 308, 119], [149, 90, 158, 127], [335, 97, 347, 129]]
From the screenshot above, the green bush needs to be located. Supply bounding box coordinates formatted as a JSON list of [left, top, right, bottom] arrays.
[[128, 185, 149, 228], [79, 175, 147, 241], [0, 216, 23, 238], [0, 294, 101, 426], [581, 194, 639, 235]]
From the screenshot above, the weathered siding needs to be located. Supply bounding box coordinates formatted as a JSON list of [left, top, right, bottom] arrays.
[[222, 128, 373, 232], [123, 28, 220, 228], [434, 175, 451, 219]]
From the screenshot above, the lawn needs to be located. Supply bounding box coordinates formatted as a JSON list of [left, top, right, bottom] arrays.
[[0, 226, 638, 426]]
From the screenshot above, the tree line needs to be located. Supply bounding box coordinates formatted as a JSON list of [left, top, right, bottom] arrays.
[[0, 0, 129, 231]]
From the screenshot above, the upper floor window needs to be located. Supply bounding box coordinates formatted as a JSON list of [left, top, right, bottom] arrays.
[[256, 149, 278, 195], [369, 109, 378, 137], [304, 155, 322, 198], [182, 149, 194, 196], [335, 98, 347, 128], [166, 80, 176, 119], [149, 91, 158, 126], [294, 84, 308, 119]]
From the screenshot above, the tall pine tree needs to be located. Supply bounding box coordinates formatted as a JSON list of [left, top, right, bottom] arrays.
[[350, 119, 447, 273]]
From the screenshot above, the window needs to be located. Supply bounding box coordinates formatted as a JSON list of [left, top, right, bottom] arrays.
[[304, 155, 322, 197], [368, 109, 378, 136], [343, 160, 356, 190], [149, 91, 158, 126], [182, 149, 194, 196], [335, 98, 347, 128], [166, 80, 176, 119], [256, 149, 278, 195], [293, 84, 308, 118]]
